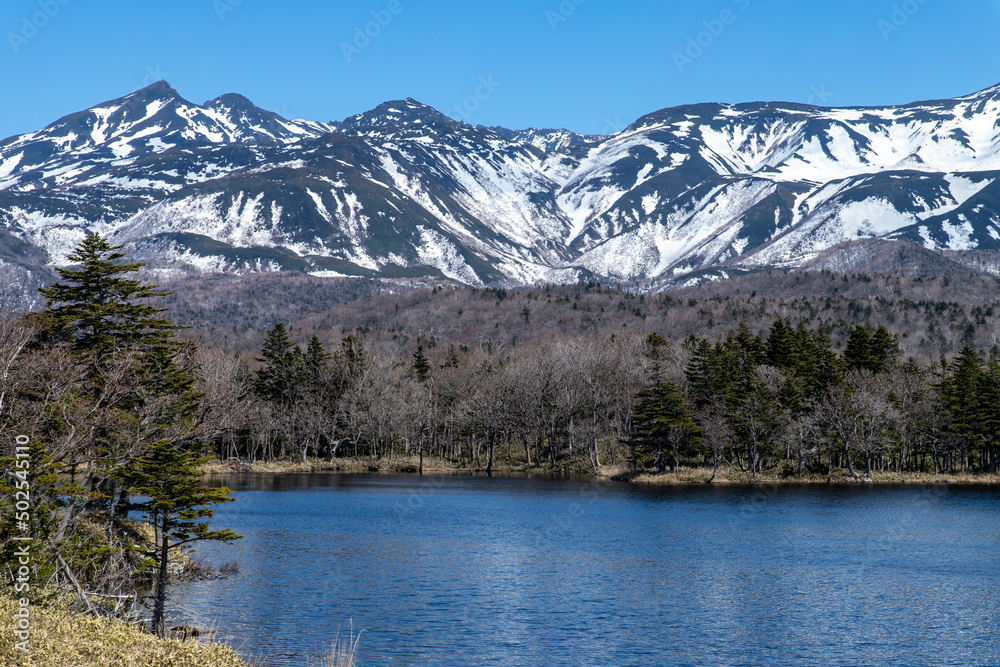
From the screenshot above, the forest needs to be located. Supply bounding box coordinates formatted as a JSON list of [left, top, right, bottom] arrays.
[[3, 239, 999, 481], [191, 311, 998, 479], [2, 234, 1000, 633]]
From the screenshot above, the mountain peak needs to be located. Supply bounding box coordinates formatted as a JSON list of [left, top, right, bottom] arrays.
[[132, 79, 181, 100], [8, 81, 1000, 291], [339, 99, 458, 135], [206, 92, 260, 114]]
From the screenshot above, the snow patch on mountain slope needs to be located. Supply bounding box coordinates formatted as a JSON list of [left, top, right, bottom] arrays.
[[306, 189, 332, 224], [555, 127, 696, 245], [117, 193, 291, 251], [574, 180, 776, 279], [377, 153, 491, 248], [699, 121, 806, 174], [415, 226, 483, 285], [88, 107, 115, 144], [746, 197, 919, 268], [941, 217, 977, 250], [331, 189, 370, 240], [946, 174, 994, 204], [0, 153, 24, 182], [911, 175, 995, 220], [7, 208, 115, 264], [434, 149, 567, 253]]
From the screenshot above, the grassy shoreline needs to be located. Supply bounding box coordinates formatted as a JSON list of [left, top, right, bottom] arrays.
[[0, 592, 249, 667], [199, 456, 1000, 486]]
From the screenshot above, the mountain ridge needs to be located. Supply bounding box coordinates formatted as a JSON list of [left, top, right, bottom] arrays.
[[5, 80, 1000, 294]]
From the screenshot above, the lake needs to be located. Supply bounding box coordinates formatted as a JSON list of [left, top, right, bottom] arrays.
[[170, 474, 1000, 666]]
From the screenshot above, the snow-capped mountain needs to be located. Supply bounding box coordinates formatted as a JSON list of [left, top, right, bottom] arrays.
[[5, 80, 1000, 289]]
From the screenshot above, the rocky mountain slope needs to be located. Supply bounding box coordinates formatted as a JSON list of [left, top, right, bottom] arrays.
[[5, 80, 1000, 293]]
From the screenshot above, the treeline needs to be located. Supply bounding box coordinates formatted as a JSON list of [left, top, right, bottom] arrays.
[[162, 270, 1000, 365], [184, 312, 999, 479], [6, 245, 1000, 491]]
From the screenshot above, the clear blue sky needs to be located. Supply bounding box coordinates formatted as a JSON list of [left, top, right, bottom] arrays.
[[2, 0, 1000, 140]]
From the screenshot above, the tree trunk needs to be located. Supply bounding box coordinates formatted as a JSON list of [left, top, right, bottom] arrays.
[[152, 514, 170, 638], [844, 444, 859, 480], [486, 432, 495, 476]]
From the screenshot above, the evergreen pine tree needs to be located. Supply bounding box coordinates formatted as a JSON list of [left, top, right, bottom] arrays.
[[254, 323, 303, 404], [844, 324, 874, 372], [870, 325, 901, 372], [118, 440, 240, 637], [939, 344, 986, 470], [629, 379, 702, 476], [305, 334, 330, 373], [39, 233, 178, 360], [411, 344, 431, 382], [844, 324, 899, 374], [766, 318, 799, 369], [27, 233, 229, 617]]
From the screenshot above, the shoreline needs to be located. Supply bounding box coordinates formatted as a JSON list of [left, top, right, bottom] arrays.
[[199, 457, 1000, 486], [0, 593, 248, 667]]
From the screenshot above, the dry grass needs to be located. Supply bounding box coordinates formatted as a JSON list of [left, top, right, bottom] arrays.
[[0, 592, 250, 667], [313, 622, 362, 667], [601, 464, 1000, 486], [199, 454, 596, 476], [201, 456, 1000, 487], [200, 455, 461, 475]]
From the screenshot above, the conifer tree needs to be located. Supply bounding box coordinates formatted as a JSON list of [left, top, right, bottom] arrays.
[[843, 324, 874, 371], [629, 379, 702, 476], [338, 333, 367, 384], [411, 344, 431, 382], [733, 321, 767, 366], [39, 234, 178, 360], [939, 344, 987, 471], [118, 440, 240, 637], [844, 324, 900, 374], [304, 334, 331, 379], [37, 233, 199, 437], [27, 233, 229, 619], [870, 325, 901, 372], [631, 333, 702, 475], [254, 322, 302, 405], [766, 318, 799, 369], [38, 233, 201, 489]]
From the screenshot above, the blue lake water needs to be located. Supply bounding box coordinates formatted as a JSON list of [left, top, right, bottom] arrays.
[[170, 474, 1000, 666]]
